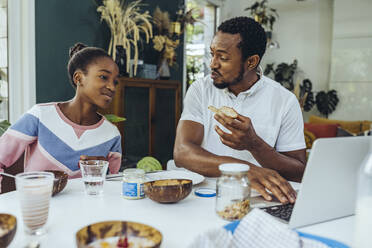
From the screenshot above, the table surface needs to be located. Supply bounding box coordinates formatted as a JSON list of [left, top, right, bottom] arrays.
[[0, 178, 353, 247]]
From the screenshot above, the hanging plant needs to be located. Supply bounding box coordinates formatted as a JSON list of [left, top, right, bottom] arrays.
[[315, 90, 339, 118], [244, 0, 279, 31]]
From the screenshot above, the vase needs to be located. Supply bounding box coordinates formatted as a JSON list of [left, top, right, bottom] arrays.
[[157, 59, 170, 80], [115, 46, 129, 77]]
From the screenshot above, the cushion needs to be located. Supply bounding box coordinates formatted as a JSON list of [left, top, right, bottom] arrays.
[[362, 121, 372, 132], [336, 127, 371, 137], [304, 130, 316, 149], [304, 123, 339, 138], [308, 115, 363, 134]]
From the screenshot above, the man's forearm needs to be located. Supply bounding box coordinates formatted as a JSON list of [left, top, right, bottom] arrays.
[[174, 142, 254, 177], [250, 137, 305, 182], [174, 140, 299, 204]]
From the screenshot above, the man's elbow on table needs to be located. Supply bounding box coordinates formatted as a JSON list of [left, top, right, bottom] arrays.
[[173, 142, 190, 169], [173, 142, 210, 175]]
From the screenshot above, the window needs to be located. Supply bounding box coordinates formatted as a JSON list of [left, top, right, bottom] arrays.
[[0, 0, 8, 120], [185, 0, 219, 91]]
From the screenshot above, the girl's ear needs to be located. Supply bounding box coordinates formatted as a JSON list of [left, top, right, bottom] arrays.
[[73, 70, 84, 87]]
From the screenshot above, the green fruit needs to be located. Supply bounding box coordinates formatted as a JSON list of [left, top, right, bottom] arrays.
[[137, 156, 162, 172]]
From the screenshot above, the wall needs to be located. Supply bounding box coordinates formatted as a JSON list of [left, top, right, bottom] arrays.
[[220, 0, 334, 120], [328, 0, 372, 121], [35, 0, 110, 102], [220, 0, 372, 122], [35, 0, 184, 103]]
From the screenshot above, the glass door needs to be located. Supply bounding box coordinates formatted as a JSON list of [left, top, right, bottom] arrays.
[[185, 0, 219, 91]]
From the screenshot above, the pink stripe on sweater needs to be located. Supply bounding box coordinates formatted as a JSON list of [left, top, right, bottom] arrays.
[[6, 129, 36, 141], [0, 132, 35, 167], [25, 143, 81, 178]]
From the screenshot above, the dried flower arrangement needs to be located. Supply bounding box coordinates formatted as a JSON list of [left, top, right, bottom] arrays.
[[97, 0, 153, 75], [152, 7, 197, 69]]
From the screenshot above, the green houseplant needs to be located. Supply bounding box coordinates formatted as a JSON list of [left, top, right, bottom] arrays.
[[265, 60, 339, 117], [104, 114, 126, 123], [0, 120, 10, 136], [245, 0, 278, 31]]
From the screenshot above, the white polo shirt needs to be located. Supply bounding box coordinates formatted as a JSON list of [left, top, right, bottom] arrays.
[[180, 75, 306, 167]]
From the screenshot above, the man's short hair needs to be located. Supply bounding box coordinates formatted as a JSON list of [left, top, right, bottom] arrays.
[[217, 16, 267, 63]]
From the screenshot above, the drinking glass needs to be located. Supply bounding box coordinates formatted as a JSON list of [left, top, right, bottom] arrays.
[[15, 171, 54, 236], [79, 160, 109, 196]]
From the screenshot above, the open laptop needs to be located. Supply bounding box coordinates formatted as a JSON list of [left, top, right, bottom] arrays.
[[260, 136, 371, 228]]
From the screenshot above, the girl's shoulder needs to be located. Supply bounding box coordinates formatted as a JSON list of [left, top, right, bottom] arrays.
[[100, 117, 121, 137], [27, 102, 58, 118]]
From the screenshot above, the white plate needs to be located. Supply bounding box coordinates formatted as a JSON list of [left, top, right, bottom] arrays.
[[145, 170, 205, 185]]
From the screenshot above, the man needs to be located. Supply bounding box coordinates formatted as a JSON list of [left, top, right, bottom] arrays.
[[174, 17, 306, 204]]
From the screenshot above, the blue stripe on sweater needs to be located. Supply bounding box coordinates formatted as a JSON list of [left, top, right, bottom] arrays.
[[10, 113, 39, 137]]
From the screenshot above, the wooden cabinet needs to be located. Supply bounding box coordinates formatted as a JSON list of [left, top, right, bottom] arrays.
[[102, 77, 182, 166]]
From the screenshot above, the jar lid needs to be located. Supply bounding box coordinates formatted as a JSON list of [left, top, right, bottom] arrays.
[[123, 168, 145, 176], [219, 163, 250, 173], [194, 188, 216, 197]]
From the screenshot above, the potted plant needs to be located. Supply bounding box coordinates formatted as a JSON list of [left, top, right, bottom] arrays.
[[0, 120, 10, 137], [104, 114, 126, 123], [244, 0, 279, 32], [264, 60, 339, 117], [97, 0, 153, 76]]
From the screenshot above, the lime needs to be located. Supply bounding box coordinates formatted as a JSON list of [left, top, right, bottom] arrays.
[[137, 156, 163, 172]]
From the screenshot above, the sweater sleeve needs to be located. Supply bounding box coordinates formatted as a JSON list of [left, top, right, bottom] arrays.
[[0, 105, 40, 193], [107, 135, 122, 174]]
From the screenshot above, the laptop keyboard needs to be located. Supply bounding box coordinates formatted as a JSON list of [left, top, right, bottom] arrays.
[[260, 203, 294, 222]]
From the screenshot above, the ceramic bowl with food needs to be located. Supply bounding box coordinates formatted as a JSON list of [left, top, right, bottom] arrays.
[[144, 179, 192, 203], [0, 214, 17, 248], [75, 221, 162, 248], [44, 170, 68, 196]]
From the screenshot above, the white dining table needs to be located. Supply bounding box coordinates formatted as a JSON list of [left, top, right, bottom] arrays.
[[0, 178, 353, 248]]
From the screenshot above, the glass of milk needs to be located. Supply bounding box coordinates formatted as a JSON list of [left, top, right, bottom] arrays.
[[15, 171, 54, 236]]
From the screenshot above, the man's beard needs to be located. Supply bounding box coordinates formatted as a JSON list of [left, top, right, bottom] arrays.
[[212, 64, 245, 89]]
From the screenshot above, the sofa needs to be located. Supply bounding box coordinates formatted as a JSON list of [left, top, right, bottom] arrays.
[[304, 115, 372, 149]]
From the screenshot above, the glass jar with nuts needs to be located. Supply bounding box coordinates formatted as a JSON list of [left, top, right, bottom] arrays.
[[216, 163, 251, 221]]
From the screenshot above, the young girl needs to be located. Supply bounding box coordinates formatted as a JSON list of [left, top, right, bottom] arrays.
[[0, 43, 122, 191]]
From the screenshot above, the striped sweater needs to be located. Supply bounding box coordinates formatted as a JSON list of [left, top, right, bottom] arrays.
[[0, 103, 122, 191]]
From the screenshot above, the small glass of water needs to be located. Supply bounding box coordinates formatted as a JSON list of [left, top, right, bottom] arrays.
[[15, 171, 54, 236], [79, 160, 109, 196]]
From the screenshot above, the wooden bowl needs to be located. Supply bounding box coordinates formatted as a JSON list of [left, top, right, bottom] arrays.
[[45, 170, 68, 196], [0, 214, 17, 248], [75, 221, 162, 248], [144, 179, 192, 203]]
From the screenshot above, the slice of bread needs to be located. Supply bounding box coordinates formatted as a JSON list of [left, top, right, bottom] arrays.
[[208, 105, 238, 119]]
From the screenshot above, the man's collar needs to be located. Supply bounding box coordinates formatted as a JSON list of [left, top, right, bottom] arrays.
[[223, 75, 265, 98]]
